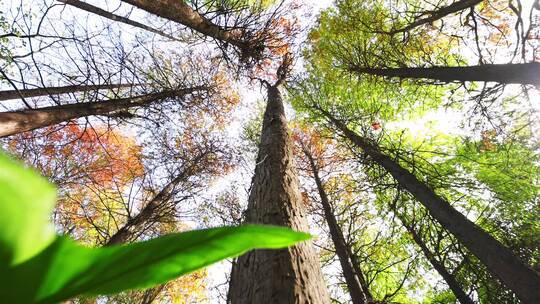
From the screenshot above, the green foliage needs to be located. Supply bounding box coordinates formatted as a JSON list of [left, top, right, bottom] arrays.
[[0, 3, 16, 81], [308, 0, 465, 70], [453, 140, 540, 204], [291, 2, 540, 301], [291, 0, 457, 131], [423, 289, 456, 304], [0, 152, 309, 303], [0, 151, 57, 267], [290, 67, 445, 131], [240, 99, 266, 157]]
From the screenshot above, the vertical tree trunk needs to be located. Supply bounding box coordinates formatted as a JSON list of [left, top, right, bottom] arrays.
[[393, 211, 474, 304], [58, 0, 182, 42], [350, 63, 540, 85], [0, 83, 138, 101], [319, 108, 540, 304], [228, 84, 331, 304], [303, 146, 371, 304], [103, 168, 191, 302], [0, 87, 203, 137]]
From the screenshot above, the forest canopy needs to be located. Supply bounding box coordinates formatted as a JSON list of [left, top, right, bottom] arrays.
[[0, 0, 539, 303]]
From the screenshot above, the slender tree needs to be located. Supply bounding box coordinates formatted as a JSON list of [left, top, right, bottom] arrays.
[[349, 63, 540, 85], [58, 0, 183, 42], [301, 143, 372, 304], [383, 0, 483, 35], [0, 87, 205, 137], [228, 61, 331, 303], [106, 151, 211, 245], [391, 205, 474, 304], [315, 107, 540, 304], [0, 83, 139, 102], [119, 0, 251, 52]]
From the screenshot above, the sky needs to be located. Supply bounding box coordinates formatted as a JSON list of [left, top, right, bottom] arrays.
[[1, 0, 538, 302]]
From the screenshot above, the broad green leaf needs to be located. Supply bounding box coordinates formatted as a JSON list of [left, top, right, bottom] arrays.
[[3, 225, 309, 304], [0, 153, 56, 266]]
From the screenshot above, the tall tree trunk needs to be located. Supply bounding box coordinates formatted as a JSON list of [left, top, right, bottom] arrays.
[[0, 87, 203, 137], [106, 152, 208, 246], [58, 0, 182, 42], [120, 0, 249, 51], [228, 84, 330, 304], [392, 210, 474, 304], [385, 0, 482, 35], [318, 108, 540, 304], [0, 83, 138, 101], [104, 165, 195, 302], [303, 146, 371, 304], [350, 63, 540, 85]]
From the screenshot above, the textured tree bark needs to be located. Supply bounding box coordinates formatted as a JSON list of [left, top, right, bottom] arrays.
[[228, 84, 331, 304], [303, 147, 371, 304], [120, 0, 249, 51], [106, 152, 208, 246], [58, 0, 182, 42], [139, 284, 167, 304], [385, 0, 482, 35], [319, 108, 540, 304], [393, 212, 474, 304], [350, 63, 540, 85], [0, 83, 137, 101], [0, 87, 203, 137]]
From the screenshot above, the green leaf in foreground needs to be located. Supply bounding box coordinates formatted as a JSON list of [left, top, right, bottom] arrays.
[[0, 153, 56, 267], [3, 225, 309, 304], [0, 152, 311, 303]]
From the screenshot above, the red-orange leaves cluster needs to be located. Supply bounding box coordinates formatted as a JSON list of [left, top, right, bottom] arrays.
[[265, 16, 298, 56], [477, 0, 513, 46], [210, 71, 241, 126], [9, 122, 143, 188], [7, 123, 144, 243], [291, 124, 343, 171], [301, 190, 312, 208], [479, 130, 497, 152], [250, 2, 300, 82], [291, 124, 352, 213]]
